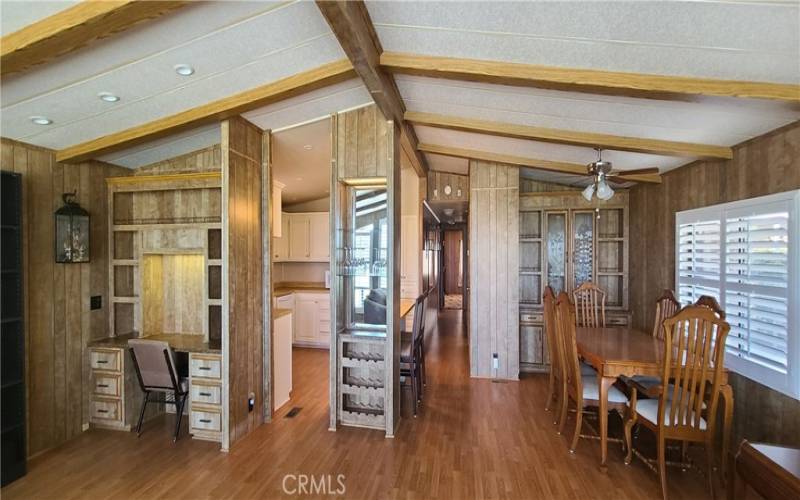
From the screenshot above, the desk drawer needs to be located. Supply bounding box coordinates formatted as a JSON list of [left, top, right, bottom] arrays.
[[90, 349, 121, 372], [191, 383, 221, 405], [91, 398, 121, 421], [93, 374, 121, 397], [190, 355, 221, 379], [191, 409, 221, 432]]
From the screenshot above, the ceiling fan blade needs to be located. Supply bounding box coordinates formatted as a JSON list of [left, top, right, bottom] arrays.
[[610, 168, 660, 177]]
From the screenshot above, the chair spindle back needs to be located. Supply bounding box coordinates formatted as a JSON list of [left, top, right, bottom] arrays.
[[572, 281, 606, 328]]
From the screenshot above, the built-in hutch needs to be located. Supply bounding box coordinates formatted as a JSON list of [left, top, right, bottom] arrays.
[[329, 104, 401, 436], [518, 185, 630, 372]]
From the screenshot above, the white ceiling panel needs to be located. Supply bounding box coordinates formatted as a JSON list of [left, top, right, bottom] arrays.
[[0, 1, 79, 35], [367, 1, 800, 83], [273, 118, 331, 204], [1, 1, 345, 149], [98, 124, 220, 169], [427, 154, 469, 175], [398, 75, 800, 147], [243, 79, 371, 131], [415, 125, 687, 173]]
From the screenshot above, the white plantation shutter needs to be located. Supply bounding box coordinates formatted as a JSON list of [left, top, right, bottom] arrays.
[[676, 191, 800, 400]]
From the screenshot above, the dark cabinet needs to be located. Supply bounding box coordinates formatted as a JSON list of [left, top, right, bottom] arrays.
[[1, 171, 26, 486]]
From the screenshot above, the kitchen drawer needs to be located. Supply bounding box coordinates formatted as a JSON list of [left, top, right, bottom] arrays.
[[191, 409, 221, 432], [190, 355, 221, 379], [318, 319, 331, 334], [191, 383, 221, 405], [90, 349, 121, 372], [91, 398, 122, 421], [317, 300, 330, 312], [520, 312, 543, 324], [93, 373, 121, 397]]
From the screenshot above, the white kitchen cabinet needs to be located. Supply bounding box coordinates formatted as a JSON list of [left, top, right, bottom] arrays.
[[309, 213, 330, 261], [274, 215, 289, 261], [273, 312, 293, 411], [400, 214, 420, 299], [288, 215, 311, 260], [291, 292, 331, 348]]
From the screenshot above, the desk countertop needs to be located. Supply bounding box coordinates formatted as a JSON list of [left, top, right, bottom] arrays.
[[89, 333, 221, 354]]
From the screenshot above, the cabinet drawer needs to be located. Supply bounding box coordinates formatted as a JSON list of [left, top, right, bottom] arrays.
[[93, 374, 121, 397], [606, 315, 629, 326], [318, 319, 331, 334], [191, 383, 221, 405], [90, 349, 121, 372], [520, 312, 543, 324], [190, 356, 221, 379], [191, 409, 221, 432], [91, 398, 121, 421]]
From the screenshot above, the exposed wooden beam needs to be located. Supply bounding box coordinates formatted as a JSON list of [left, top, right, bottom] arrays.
[[406, 112, 732, 160], [1, 1, 188, 77], [316, 0, 428, 177], [419, 143, 662, 184], [381, 52, 800, 103], [57, 59, 356, 163]]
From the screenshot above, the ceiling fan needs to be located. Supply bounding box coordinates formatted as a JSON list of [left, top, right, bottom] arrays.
[[581, 148, 659, 201]]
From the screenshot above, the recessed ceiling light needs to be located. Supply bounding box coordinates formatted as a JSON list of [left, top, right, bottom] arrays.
[[30, 116, 52, 125], [174, 64, 195, 76], [303, 144, 312, 150], [98, 92, 120, 102]]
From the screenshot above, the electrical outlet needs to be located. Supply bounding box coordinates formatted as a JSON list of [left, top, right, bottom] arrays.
[[90, 296, 102, 310], [248, 392, 255, 412]]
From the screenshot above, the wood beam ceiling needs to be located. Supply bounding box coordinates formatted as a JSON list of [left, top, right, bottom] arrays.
[[419, 143, 662, 184], [315, 0, 429, 177], [1, 1, 188, 78], [56, 60, 356, 163], [381, 52, 800, 103], [406, 111, 733, 160]]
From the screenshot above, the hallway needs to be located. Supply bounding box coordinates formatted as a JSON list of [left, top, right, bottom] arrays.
[[4, 309, 713, 499]]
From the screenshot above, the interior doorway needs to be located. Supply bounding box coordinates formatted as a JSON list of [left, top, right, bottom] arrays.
[[443, 229, 464, 309]]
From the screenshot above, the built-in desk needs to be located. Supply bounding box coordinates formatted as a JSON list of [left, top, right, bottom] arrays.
[[88, 334, 223, 443]]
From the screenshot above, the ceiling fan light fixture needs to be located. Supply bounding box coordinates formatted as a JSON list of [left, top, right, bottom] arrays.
[[582, 183, 595, 202], [597, 177, 614, 200]]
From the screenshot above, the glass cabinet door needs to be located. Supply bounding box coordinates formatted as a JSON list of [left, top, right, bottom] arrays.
[[545, 212, 567, 294], [572, 211, 595, 289]]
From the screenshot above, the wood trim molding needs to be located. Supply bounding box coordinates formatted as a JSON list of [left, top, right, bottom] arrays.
[[381, 52, 800, 103], [1, 1, 188, 77], [419, 143, 662, 184], [407, 112, 732, 160], [56, 59, 356, 163], [316, 0, 428, 177]]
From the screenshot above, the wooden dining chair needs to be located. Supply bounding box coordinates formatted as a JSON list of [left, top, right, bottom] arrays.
[[693, 295, 726, 320], [400, 296, 425, 416], [623, 306, 730, 500], [653, 290, 681, 339], [572, 281, 607, 327], [542, 287, 562, 422], [555, 292, 628, 452]]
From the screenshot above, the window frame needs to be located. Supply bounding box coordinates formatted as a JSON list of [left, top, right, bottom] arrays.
[[675, 189, 800, 400]]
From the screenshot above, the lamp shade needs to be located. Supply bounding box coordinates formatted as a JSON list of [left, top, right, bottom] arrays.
[[582, 183, 595, 201], [596, 178, 614, 200]]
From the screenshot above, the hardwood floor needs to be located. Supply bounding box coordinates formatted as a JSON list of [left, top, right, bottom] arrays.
[[3, 310, 716, 499]]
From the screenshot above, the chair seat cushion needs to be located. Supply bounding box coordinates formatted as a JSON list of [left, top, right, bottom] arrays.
[[631, 398, 707, 429], [580, 361, 597, 376], [582, 375, 628, 404]]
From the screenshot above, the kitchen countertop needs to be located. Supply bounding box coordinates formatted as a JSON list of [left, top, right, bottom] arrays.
[[274, 282, 330, 297], [89, 333, 221, 354], [274, 308, 292, 319]]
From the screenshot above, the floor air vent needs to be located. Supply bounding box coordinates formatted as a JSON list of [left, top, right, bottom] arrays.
[[285, 407, 302, 418]]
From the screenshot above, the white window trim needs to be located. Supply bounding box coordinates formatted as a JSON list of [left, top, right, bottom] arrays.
[[675, 189, 800, 400]]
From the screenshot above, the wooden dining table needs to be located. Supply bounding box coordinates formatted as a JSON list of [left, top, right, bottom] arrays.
[[576, 326, 734, 475]]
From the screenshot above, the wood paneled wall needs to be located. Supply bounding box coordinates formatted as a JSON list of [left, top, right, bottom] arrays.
[[335, 104, 390, 179], [629, 121, 800, 447], [468, 160, 519, 379], [428, 171, 469, 202], [135, 144, 221, 175], [0, 138, 129, 457], [221, 117, 264, 448], [520, 178, 580, 193]]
